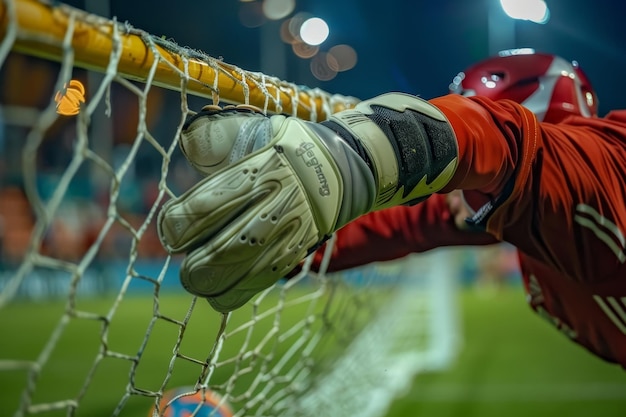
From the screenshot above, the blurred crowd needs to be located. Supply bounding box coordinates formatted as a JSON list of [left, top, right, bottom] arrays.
[[0, 177, 167, 267], [0, 53, 203, 268]]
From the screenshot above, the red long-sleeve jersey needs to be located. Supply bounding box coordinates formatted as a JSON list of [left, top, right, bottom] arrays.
[[315, 94, 626, 368]]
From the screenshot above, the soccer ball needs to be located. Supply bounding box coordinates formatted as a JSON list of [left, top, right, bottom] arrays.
[[149, 386, 234, 417]]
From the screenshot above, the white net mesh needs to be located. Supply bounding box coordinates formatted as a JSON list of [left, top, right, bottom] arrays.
[[0, 1, 461, 416]]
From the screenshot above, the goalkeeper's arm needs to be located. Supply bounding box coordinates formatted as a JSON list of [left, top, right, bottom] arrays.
[[157, 92, 527, 312]]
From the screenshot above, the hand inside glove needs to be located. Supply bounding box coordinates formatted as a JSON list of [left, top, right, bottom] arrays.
[[158, 93, 458, 312]]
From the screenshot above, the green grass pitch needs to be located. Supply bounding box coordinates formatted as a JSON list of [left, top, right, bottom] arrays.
[[1, 285, 624, 417], [388, 286, 626, 417]]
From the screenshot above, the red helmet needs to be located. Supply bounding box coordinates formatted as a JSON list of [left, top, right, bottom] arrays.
[[449, 49, 598, 123]]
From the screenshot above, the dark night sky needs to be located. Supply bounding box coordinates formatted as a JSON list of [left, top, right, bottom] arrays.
[[68, 0, 626, 116]]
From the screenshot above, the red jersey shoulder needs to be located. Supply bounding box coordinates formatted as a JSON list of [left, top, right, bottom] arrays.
[[604, 109, 626, 123], [561, 110, 626, 133], [550, 111, 626, 149]]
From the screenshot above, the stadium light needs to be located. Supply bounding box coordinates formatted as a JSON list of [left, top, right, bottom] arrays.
[[500, 0, 550, 24]]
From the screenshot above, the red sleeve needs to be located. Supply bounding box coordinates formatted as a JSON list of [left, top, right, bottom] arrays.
[[433, 95, 529, 196], [309, 94, 531, 274], [312, 194, 497, 273], [432, 95, 626, 284], [432, 94, 539, 240]]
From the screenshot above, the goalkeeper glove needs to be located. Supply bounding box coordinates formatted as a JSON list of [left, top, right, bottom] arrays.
[[157, 93, 458, 312]]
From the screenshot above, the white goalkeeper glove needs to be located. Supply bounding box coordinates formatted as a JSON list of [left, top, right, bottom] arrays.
[[158, 93, 458, 312]]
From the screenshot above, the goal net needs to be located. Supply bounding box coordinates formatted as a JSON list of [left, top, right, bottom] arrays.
[[0, 1, 462, 416]]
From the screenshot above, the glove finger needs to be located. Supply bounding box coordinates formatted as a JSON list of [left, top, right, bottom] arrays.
[[208, 288, 265, 313], [180, 204, 314, 312], [158, 148, 280, 253], [180, 106, 271, 176]]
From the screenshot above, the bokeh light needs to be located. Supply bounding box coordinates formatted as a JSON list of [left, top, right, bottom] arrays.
[[292, 41, 319, 59], [262, 0, 295, 20], [300, 17, 329, 46], [280, 19, 297, 43], [310, 52, 337, 81], [327, 44, 358, 72]]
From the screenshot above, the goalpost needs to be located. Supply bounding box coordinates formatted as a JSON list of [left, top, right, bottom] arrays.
[[0, 1, 463, 416]]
